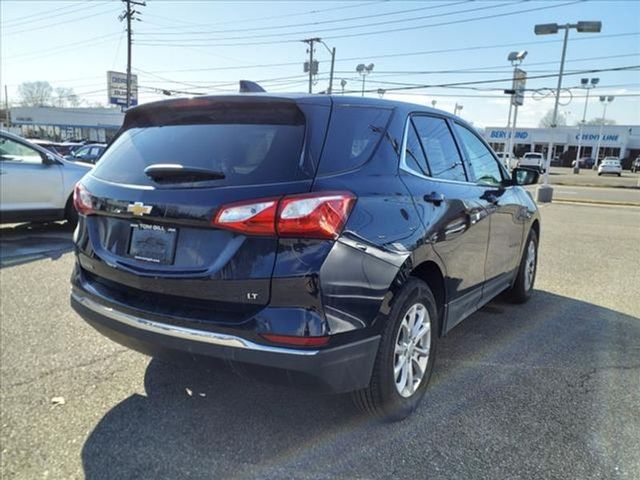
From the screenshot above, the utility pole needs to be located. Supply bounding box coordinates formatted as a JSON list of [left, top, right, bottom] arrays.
[[4, 85, 10, 128], [120, 0, 145, 108], [302, 38, 319, 94], [328, 47, 336, 94]]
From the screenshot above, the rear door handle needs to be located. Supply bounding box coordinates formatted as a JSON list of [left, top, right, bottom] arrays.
[[423, 192, 445, 206]]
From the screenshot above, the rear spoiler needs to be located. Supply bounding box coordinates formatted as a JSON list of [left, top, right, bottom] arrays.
[[239, 81, 266, 93]]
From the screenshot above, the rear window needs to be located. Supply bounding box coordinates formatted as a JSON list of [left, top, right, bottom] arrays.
[[317, 105, 392, 175], [92, 111, 307, 187]]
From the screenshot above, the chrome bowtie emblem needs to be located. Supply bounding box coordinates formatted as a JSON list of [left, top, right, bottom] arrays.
[[127, 202, 152, 216]]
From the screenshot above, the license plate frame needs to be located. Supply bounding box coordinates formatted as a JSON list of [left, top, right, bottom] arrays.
[[128, 223, 178, 265]]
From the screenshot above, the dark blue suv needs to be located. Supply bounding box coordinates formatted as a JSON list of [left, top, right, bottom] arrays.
[[70, 94, 540, 420]]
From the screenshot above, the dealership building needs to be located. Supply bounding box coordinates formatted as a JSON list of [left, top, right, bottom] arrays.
[[482, 124, 640, 165], [7, 107, 124, 143]]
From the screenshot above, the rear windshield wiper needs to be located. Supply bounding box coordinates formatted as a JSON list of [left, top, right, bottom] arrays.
[[143, 164, 226, 183]]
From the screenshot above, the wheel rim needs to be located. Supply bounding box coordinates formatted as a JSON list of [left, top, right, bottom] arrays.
[[524, 240, 536, 291], [393, 303, 431, 398]]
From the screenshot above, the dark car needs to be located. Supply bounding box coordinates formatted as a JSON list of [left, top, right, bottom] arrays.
[[65, 143, 106, 164], [571, 157, 595, 169], [70, 95, 540, 420]]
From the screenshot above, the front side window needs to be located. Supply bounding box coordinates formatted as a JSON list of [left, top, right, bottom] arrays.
[[0, 137, 43, 164], [454, 124, 503, 186], [411, 116, 466, 182]]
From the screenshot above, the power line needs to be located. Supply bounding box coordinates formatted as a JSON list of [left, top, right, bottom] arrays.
[[2, 2, 116, 35], [136, 1, 521, 46], [135, 0, 577, 48], [139, 1, 383, 30], [136, 1, 468, 36], [4, 32, 123, 61], [135, 31, 640, 75], [340, 65, 640, 95]]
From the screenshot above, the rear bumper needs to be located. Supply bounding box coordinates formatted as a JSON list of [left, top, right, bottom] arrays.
[[70, 288, 380, 394]]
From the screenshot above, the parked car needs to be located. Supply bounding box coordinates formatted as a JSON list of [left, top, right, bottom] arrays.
[[518, 152, 545, 173], [0, 130, 92, 225], [65, 143, 107, 164], [571, 157, 595, 169], [631, 157, 640, 173], [598, 157, 622, 176], [26, 138, 65, 156], [70, 95, 541, 420]]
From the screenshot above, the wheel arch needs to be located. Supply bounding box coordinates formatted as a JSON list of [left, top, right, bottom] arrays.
[[409, 260, 446, 337]]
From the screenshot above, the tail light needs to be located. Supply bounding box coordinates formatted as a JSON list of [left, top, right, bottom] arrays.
[[213, 198, 278, 235], [260, 333, 330, 347], [73, 183, 93, 215], [213, 192, 355, 239]]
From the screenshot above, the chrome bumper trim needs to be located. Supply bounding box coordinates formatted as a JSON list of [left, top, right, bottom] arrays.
[[71, 291, 320, 356]]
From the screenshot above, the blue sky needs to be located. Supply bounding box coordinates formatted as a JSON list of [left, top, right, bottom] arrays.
[[2, 0, 639, 127]]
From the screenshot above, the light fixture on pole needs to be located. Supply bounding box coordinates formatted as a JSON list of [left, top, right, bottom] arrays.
[[574, 77, 599, 173], [505, 50, 528, 170], [453, 103, 463, 116], [356, 63, 374, 97], [534, 20, 602, 203], [377, 88, 386, 98], [340, 79, 347, 95], [594, 96, 614, 166], [431, 100, 437, 108]]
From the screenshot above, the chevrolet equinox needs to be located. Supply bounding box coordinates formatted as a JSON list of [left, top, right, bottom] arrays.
[[70, 94, 540, 420]]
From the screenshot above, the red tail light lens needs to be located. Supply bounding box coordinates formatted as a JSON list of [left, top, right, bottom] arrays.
[[260, 334, 330, 347], [277, 192, 356, 239], [73, 183, 93, 215], [213, 198, 278, 235], [213, 192, 356, 239]]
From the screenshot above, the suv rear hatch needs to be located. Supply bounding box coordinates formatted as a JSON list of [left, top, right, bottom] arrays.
[[75, 96, 330, 322]]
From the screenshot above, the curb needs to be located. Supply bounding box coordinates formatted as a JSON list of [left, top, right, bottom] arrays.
[[553, 198, 640, 208]]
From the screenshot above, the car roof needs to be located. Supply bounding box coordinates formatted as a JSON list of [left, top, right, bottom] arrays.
[[125, 93, 458, 120]]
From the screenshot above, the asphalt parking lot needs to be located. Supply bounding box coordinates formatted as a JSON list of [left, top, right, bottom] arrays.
[[1, 202, 639, 480]]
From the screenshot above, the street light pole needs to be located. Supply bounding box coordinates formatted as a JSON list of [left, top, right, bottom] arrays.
[[356, 63, 374, 97], [574, 77, 598, 173], [505, 51, 527, 170], [534, 20, 602, 203], [594, 96, 614, 166]]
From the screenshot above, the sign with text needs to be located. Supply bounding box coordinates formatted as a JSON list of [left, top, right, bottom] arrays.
[[512, 68, 526, 106], [107, 71, 138, 107]]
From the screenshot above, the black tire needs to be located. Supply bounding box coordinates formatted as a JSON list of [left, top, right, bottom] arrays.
[[352, 278, 437, 421], [65, 195, 78, 229], [505, 229, 538, 303]]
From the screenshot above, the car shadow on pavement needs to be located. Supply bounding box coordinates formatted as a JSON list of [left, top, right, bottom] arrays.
[[81, 291, 640, 480], [0, 221, 74, 268]]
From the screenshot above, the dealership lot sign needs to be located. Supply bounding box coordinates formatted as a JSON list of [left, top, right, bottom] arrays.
[[107, 71, 138, 107]]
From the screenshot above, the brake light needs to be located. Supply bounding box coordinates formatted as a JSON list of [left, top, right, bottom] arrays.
[[213, 192, 355, 239], [260, 334, 330, 347], [73, 183, 93, 215], [213, 198, 278, 235], [277, 192, 356, 239]]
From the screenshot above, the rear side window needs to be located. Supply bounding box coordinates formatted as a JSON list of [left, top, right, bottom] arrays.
[[317, 105, 391, 174], [92, 109, 306, 187], [411, 116, 467, 182]]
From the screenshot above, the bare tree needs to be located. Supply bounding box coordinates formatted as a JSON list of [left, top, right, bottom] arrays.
[[585, 117, 616, 125], [538, 109, 567, 128], [53, 87, 80, 107], [18, 81, 53, 106]]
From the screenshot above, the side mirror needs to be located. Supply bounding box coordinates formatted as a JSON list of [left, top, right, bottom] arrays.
[[511, 167, 539, 186], [42, 153, 59, 165]]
